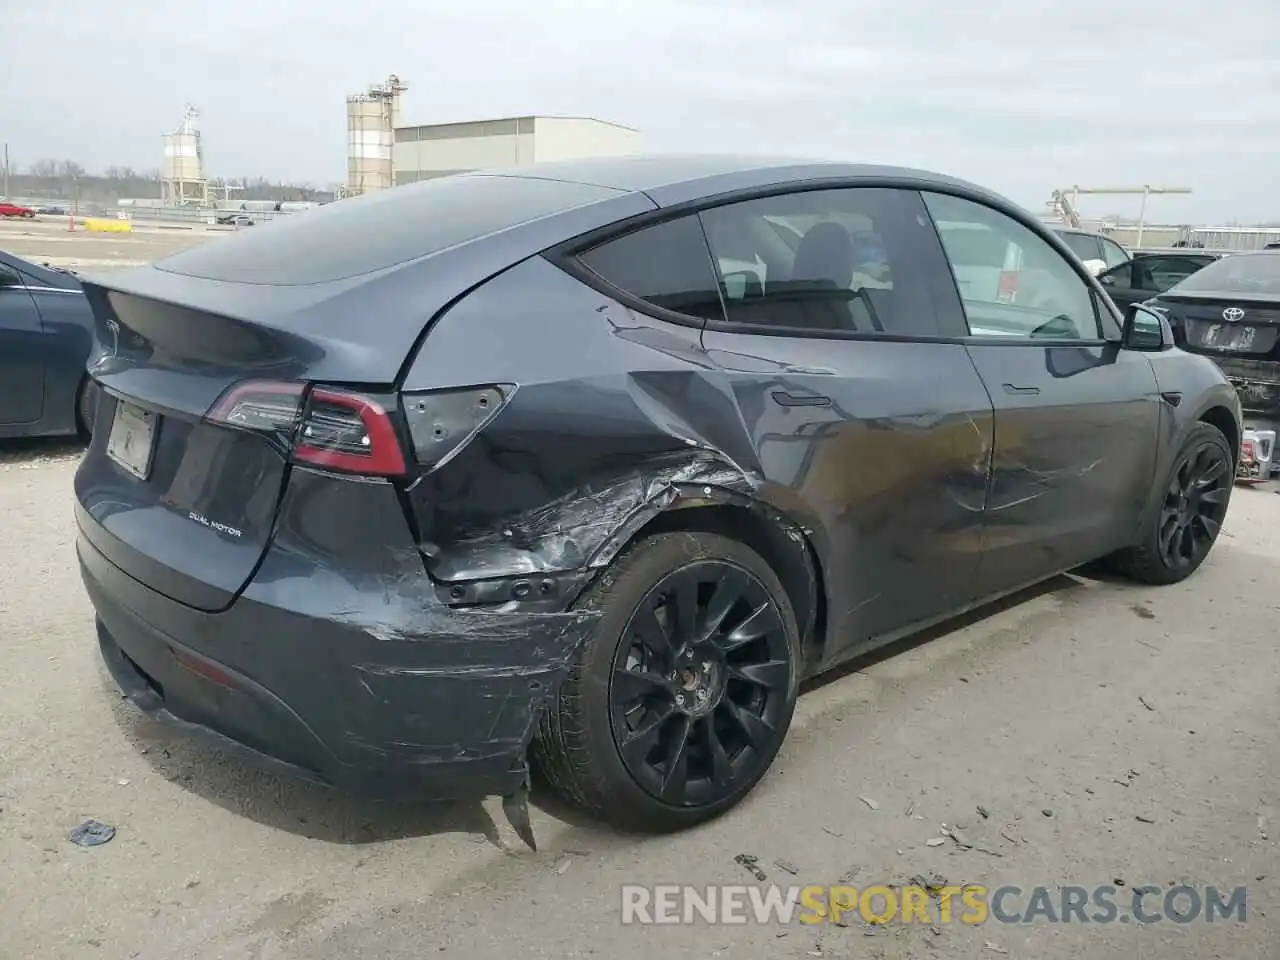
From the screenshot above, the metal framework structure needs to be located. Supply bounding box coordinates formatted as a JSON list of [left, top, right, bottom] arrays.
[[1048, 185, 1193, 246]]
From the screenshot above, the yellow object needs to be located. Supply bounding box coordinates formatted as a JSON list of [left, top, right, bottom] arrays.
[[83, 218, 132, 233]]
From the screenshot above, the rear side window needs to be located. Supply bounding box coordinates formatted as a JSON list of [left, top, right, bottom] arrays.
[[155, 175, 625, 286], [577, 216, 725, 321]]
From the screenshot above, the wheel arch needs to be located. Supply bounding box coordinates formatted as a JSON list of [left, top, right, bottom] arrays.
[[585, 495, 828, 672], [1197, 403, 1239, 469]]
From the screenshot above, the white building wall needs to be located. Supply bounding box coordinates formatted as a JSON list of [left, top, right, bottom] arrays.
[[392, 116, 637, 184], [531, 117, 639, 163]]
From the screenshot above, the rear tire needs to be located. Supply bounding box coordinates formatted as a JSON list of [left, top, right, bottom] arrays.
[[532, 531, 800, 833], [1108, 422, 1233, 585], [76, 378, 100, 438]]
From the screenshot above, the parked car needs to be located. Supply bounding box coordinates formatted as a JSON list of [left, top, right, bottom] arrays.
[[0, 201, 37, 219], [1096, 252, 1220, 312], [0, 250, 99, 438], [35, 205, 67, 216], [74, 156, 1241, 843], [215, 214, 254, 227], [1145, 250, 1280, 417], [1051, 227, 1130, 276]]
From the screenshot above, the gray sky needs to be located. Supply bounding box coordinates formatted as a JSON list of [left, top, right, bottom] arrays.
[[6, 0, 1279, 222]]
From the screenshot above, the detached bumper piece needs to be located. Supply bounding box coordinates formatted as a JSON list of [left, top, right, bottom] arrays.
[[1237, 428, 1276, 485]]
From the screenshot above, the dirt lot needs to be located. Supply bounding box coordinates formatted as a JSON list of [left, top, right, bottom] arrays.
[[0, 440, 1276, 960], [1, 232, 1277, 958], [0, 217, 219, 272]]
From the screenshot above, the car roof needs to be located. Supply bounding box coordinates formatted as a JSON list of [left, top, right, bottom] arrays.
[[469, 153, 1001, 209]]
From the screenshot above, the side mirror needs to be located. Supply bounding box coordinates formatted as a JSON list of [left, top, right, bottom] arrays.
[[1122, 304, 1169, 351], [1082, 258, 1106, 277], [1099, 273, 1116, 286]]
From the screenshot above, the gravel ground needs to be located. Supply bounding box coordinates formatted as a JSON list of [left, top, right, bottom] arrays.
[[0, 440, 1277, 960]]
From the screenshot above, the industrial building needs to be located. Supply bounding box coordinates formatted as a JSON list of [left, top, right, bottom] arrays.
[[344, 74, 640, 196]]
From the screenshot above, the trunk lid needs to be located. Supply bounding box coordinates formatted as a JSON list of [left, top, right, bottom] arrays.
[[75, 287, 316, 611], [1162, 293, 1280, 361]]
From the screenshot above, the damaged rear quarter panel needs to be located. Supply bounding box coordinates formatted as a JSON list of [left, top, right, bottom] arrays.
[[401, 256, 785, 587]]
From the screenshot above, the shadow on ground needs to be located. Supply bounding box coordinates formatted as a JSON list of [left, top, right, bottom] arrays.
[[0, 437, 85, 466]]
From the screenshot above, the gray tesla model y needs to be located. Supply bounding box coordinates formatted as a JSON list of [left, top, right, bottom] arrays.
[[74, 155, 1241, 844]]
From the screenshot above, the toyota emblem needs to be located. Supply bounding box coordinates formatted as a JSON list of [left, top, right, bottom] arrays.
[[1223, 306, 1245, 322]]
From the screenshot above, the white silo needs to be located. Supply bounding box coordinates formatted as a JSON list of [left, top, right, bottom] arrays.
[[162, 105, 209, 205], [345, 74, 406, 196]]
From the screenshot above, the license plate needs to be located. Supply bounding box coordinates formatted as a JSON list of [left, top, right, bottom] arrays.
[[106, 401, 157, 480], [1199, 323, 1256, 351]]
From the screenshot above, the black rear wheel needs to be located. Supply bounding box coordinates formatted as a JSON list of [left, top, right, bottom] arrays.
[[76, 378, 100, 438], [533, 531, 799, 832], [1109, 422, 1233, 584]]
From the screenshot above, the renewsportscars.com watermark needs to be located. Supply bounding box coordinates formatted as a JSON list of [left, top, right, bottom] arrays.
[[621, 884, 1248, 926]]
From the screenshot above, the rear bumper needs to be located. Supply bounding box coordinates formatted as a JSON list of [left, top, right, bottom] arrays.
[[1211, 358, 1280, 416], [77, 489, 600, 801]]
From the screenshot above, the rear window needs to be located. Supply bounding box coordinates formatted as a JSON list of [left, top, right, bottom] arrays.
[[1174, 253, 1280, 295], [154, 175, 624, 285]]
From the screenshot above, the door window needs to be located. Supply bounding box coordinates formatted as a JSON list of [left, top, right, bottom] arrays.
[[1100, 237, 1130, 268], [576, 215, 725, 322], [696, 187, 961, 338], [925, 193, 1101, 341]]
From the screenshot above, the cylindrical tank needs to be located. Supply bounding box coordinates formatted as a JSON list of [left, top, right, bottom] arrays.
[[243, 200, 278, 213], [162, 131, 203, 183], [278, 201, 318, 213], [346, 80, 401, 196]]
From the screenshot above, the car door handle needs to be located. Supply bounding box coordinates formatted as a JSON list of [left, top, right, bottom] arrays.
[[1161, 391, 1182, 407], [771, 390, 832, 407], [1002, 383, 1041, 396]]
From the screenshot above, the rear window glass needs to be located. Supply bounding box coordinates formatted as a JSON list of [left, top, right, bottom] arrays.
[[1174, 253, 1280, 295], [154, 175, 624, 285]]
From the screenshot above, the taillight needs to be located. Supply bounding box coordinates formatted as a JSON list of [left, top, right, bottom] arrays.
[[403, 385, 511, 471], [206, 380, 408, 478], [294, 388, 406, 477], [206, 380, 305, 446]]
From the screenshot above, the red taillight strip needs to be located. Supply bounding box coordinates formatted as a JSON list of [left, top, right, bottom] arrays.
[[293, 387, 408, 477]]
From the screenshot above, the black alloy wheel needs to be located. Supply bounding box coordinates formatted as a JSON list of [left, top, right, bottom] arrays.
[[1108, 421, 1233, 585], [1156, 440, 1230, 571], [609, 561, 792, 808], [533, 531, 800, 832]]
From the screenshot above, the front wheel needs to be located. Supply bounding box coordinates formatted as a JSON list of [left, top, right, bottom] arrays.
[[1108, 422, 1233, 584], [533, 531, 800, 833]]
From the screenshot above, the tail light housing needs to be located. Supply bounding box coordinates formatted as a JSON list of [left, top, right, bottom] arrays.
[[403, 385, 510, 471], [206, 380, 407, 477]]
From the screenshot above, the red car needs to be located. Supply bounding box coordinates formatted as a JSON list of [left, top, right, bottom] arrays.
[[0, 201, 36, 218]]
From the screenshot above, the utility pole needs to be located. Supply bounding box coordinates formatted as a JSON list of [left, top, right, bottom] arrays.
[[3, 143, 9, 199]]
